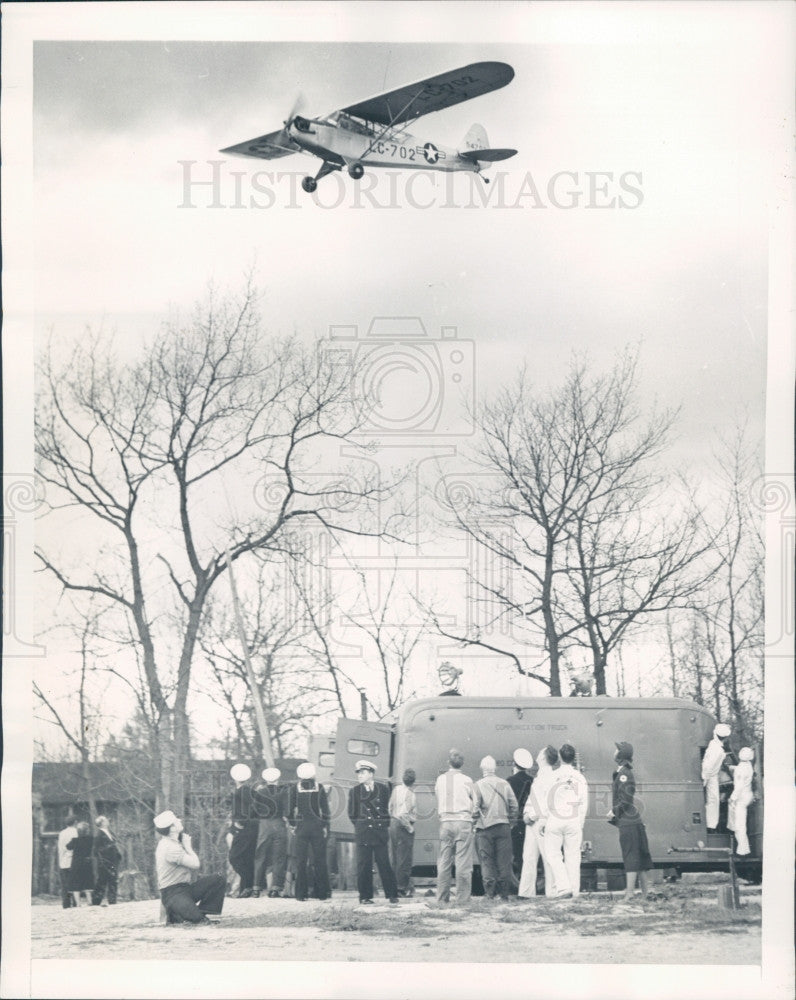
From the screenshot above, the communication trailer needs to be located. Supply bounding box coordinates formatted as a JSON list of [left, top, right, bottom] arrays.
[[310, 696, 763, 884]]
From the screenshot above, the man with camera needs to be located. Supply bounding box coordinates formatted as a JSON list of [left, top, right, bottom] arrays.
[[154, 810, 226, 925]]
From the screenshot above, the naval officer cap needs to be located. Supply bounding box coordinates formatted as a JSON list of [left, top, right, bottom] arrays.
[[354, 760, 376, 774]]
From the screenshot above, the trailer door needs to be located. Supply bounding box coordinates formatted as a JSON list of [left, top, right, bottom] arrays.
[[333, 718, 394, 781]]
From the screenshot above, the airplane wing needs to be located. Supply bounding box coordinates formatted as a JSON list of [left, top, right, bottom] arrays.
[[220, 129, 299, 160], [340, 62, 514, 126]]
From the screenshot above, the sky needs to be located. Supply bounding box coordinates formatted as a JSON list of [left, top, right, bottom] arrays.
[[3, 5, 794, 997], [24, 19, 781, 720], [28, 33, 775, 471]]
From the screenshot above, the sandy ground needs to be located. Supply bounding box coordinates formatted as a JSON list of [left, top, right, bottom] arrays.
[[32, 880, 761, 965]]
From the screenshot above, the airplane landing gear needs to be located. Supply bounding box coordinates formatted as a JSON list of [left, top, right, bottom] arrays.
[[348, 162, 364, 180], [301, 176, 318, 193]]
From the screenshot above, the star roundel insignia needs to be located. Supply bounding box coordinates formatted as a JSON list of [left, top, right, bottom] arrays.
[[423, 142, 439, 164], [619, 775, 628, 782]]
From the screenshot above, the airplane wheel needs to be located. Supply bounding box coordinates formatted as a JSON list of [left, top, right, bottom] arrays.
[[302, 176, 317, 193], [348, 162, 364, 180]]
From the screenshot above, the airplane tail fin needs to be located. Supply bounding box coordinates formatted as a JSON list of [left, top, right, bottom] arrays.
[[461, 123, 489, 154], [459, 124, 516, 167]]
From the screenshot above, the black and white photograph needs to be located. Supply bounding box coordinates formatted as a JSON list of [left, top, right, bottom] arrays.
[[2, 3, 793, 999]]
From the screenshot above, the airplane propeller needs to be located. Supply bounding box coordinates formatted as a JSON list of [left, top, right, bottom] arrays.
[[279, 93, 307, 137]]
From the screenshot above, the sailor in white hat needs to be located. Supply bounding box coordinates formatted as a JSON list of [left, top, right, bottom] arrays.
[[153, 810, 226, 924], [285, 762, 331, 901], [507, 749, 535, 886], [701, 723, 732, 830], [252, 766, 288, 897], [228, 763, 257, 897]]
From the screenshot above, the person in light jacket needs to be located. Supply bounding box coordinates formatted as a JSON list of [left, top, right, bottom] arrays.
[[475, 755, 518, 901], [388, 768, 418, 897], [727, 747, 755, 856], [432, 749, 480, 906], [543, 744, 589, 899], [518, 745, 559, 898]]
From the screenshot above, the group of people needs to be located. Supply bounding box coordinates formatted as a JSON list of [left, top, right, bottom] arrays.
[[701, 723, 757, 854], [57, 814, 122, 908], [151, 726, 757, 924], [429, 744, 593, 905], [225, 762, 333, 901]]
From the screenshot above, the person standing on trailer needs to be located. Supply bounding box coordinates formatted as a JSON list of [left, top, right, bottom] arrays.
[[507, 748, 535, 887], [728, 747, 756, 856], [348, 761, 398, 905], [388, 768, 418, 897], [432, 748, 481, 907], [518, 746, 559, 898], [228, 763, 258, 898], [252, 767, 288, 898], [607, 741, 652, 900], [543, 744, 589, 899], [474, 755, 518, 901], [701, 723, 732, 831]]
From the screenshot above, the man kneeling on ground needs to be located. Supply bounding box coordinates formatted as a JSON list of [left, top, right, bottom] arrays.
[[154, 810, 226, 925]]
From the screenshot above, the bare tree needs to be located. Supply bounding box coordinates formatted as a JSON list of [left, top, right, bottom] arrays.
[[35, 279, 397, 809], [664, 424, 764, 741], [33, 602, 110, 821], [439, 348, 716, 694], [196, 553, 337, 760], [334, 557, 430, 717]]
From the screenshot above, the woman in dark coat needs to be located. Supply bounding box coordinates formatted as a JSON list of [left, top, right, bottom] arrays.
[[67, 821, 95, 905]]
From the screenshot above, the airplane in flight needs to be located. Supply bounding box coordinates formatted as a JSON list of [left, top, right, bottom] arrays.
[[220, 61, 517, 193]]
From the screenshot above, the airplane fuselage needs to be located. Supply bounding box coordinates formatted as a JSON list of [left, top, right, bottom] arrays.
[[287, 118, 480, 174]]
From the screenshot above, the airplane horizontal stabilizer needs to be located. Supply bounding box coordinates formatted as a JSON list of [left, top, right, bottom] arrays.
[[459, 148, 517, 163]]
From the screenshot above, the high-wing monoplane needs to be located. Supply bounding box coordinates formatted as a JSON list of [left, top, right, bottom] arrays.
[[220, 61, 516, 193]]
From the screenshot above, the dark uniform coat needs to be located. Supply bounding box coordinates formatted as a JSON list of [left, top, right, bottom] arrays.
[[229, 784, 258, 890], [347, 781, 392, 845], [610, 760, 652, 873], [610, 762, 641, 826]]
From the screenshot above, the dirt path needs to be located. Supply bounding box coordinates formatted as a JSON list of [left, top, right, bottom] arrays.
[[32, 883, 761, 965]]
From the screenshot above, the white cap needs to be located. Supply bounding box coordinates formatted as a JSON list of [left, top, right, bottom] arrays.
[[230, 763, 251, 782], [354, 760, 376, 774], [153, 810, 177, 830], [262, 767, 281, 782], [738, 747, 754, 761], [480, 755, 496, 771], [714, 724, 731, 738], [513, 748, 533, 769], [296, 762, 316, 780]]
